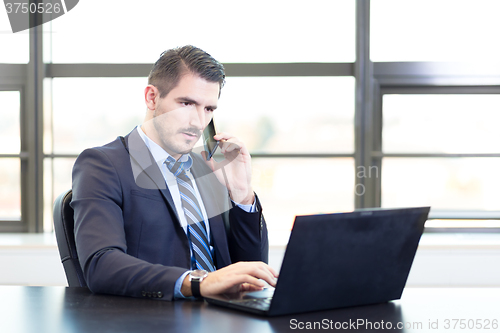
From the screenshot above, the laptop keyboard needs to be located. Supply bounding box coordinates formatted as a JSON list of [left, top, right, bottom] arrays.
[[229, 297, 272, 311]]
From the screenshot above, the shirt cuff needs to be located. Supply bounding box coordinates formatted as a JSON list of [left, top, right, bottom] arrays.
[[174, 271, 191, 299], [234, 198, 257, 213]]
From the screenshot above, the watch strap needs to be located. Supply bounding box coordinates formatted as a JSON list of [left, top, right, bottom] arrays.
[[190, 270, 207, 298], [191, 278, 202, 298]]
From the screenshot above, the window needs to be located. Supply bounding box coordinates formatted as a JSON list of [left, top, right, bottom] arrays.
[[2, 1, 500, 236], [253, 158, 354, 245], [383, 94, 500, 154], [43, 76, 355, 241], [50, 0, 355, 63], [217, 77, 354, 154], [371, 0, 500, 62], [39, 0, 356, 241], [379, 92, 500, 229], [43, 78, 146, 230], [0, 12, 29, 63], [382, 157, 500, 211], [215, 76, 355, 244], [0, 91, 21, 154], [47, 78, 146, 154], [0, 91, 21, 223]]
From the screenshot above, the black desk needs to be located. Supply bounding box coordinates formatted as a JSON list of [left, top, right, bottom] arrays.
[[1, 287, 499, 332]]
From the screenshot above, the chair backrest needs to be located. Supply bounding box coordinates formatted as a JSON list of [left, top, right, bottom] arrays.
[[53, 189, 87, 287]]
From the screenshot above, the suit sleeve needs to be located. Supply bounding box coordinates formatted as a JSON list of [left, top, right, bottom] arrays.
[[71, 147, 186, 301], [226, 196, 269, 264]]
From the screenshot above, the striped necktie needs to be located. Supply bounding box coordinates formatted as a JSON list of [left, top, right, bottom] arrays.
[[165, 156, 216, 272]]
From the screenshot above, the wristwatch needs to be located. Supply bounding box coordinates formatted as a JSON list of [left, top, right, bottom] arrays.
[[189, 270, 208, 298]]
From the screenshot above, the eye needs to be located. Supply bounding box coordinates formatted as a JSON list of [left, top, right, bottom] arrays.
[[205, 107, 214, 112], [182, 102, 192, 106]]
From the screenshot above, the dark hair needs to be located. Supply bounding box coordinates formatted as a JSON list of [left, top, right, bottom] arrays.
[[147, 45, 226, 98]]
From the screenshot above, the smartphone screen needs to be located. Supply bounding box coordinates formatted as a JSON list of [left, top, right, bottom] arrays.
[[202, 118, 219, 160]]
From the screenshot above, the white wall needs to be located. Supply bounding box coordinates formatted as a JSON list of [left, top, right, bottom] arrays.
[[1, 233, 500, 287], [0, 234, 67, 286]]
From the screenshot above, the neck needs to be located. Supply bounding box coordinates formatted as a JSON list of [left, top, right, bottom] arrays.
[[140, 121, 182, 161]]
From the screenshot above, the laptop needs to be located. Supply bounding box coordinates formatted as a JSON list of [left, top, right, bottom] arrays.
[[205, 206, 430, 316]]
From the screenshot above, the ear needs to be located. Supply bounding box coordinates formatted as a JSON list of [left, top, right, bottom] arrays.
[[144, 85, 160, 110]]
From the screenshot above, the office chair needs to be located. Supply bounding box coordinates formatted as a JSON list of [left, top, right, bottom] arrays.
[[53, 189, 87, 287]]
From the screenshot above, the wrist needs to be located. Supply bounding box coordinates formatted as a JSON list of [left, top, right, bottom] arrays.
[[230, 189, 254, 206], [189, 270, 208, 298], [181, 275, 192, 297]]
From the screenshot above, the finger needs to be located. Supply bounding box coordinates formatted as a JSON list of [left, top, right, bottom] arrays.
[[233, 261, 276, 276], [255, 264, 279, 285], [201, 152, 233, 173], [214, 132, 234, 141], [221, 139, 250, 157], [226, 274, 267, 289], [240, 263, 278, 287], [269, 266, 279, 278], [240, 283, 264, 292], [218, 139, 239, 149], [225, 262, 277, 287], [256, 269, 278, 287], [220, 142, 241, 154]]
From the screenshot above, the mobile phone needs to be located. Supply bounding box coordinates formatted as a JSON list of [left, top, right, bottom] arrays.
[[202, 118, 219, 161]]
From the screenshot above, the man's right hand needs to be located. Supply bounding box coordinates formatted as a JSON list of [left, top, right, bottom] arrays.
[[181, 261, 278, 297]]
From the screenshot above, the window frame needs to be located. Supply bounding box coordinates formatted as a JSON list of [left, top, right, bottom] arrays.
[[369, 75, 500, 233]]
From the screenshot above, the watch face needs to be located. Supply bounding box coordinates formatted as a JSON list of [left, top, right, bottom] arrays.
[[191, 270, 208, 279]]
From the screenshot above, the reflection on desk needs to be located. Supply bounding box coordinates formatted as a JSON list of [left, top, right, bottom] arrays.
[[0, 287, 499, 333]]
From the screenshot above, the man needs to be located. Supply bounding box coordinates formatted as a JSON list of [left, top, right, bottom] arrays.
[[71, 45, 277, 301]]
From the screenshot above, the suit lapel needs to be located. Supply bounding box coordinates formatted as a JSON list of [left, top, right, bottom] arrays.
[[125, 128, 179, 222]]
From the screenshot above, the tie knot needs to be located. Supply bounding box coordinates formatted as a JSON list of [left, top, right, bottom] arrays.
[[165, 156, 192, 177]]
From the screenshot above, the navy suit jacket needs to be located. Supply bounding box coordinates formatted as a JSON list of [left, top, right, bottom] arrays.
[[71, 128, 269, 300]]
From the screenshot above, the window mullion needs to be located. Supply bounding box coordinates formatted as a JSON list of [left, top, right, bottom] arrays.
[[25, 21, 44, 232]]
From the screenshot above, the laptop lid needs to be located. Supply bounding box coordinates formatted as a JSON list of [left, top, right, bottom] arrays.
[[206, 206, 430, 316]]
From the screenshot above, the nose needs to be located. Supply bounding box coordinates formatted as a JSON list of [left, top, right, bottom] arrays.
[[189, 105, 205, 130]]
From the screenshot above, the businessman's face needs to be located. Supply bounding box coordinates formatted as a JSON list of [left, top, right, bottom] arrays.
[[152, 73, 219, 159]]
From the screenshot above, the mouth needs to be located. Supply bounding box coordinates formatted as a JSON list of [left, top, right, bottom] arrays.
[[181, 132, 199, 140]]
